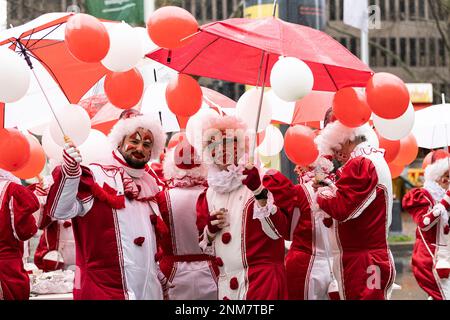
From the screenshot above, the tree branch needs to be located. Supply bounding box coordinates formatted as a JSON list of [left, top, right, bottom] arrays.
[[428, 0, 450, 52]]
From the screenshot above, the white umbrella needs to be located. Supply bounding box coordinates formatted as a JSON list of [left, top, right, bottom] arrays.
[[412, 101, 450, 149]]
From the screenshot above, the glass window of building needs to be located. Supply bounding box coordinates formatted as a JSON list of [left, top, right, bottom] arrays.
[[429, 38, 436, 66], [399, 0, 406, 20], [390, 38, 398, 66], [409, 38, 417, 66], [400, 37, 407, 63], [419, 38, 426, 66]]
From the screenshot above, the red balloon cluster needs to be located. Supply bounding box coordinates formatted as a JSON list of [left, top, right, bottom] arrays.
[[12, 134, 46, 179], [333, 87, 371, 128], [65, 14, 110, 63], [366, 73, 410, 120], [105, 68, 144, 110], [377, 133, 400, 163], [0, 129, 31, 172], [385, 134, 418, 178], [147, 6, 199, 50], [166, 74, 203, 117], [284, 125, 318, 166]]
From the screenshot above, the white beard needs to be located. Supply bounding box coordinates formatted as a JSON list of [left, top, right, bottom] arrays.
[[424, 180, 446, 202], [207, 164, 245, 194]]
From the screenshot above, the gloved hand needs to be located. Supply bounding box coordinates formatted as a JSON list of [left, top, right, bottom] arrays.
[[432, 203, 447, 218], [63, 142, 82, 177], [35, 181, 49, 197], [242, 165, 263, 195], [207, 209, 228, 236], [157, 269, 174, 300]]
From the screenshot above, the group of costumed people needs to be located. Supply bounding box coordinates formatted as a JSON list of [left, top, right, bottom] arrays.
[[1, 106, 450, 301]]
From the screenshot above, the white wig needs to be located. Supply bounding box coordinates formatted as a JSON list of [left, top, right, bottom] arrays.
[[162, 147, 208, 181], [315, 121, 379, 156], [108, 114, 167, 160], [425, 158, 450, 182]]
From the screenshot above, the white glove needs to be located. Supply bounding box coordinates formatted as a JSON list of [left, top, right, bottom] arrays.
[[432, 203, 447, 218], [62, 143, 82, 177]]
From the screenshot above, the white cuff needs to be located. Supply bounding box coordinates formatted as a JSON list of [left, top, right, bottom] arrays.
[[253, 191, 277, 220]]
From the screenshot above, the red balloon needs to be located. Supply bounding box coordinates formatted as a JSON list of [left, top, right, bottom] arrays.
[[392, 134, 418, 166], [105, 69, 144, 110], [65, 13, 110, 63], [12, 135, 46, 179], [377, 134, 401, 163], [333, 87, 371, 128], [366, 73, 410, 120], [168, 132, 186, 149], [147, 6, 198, 49], [284, 125, 319, 166], [0, 129, 31, 171], [388, 162, 405, 179], [166, 74, 202, 117], [422, 149, 450, 169]]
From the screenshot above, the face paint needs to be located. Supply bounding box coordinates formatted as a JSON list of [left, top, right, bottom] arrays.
[[119, 128, 154, 169]]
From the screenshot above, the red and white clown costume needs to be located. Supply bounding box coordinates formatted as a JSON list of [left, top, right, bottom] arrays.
[[0, 169, 39, 300], [44, 111, 168, 300], [267, 156, 339, 300], [403, 157, 450, 300], [196, 115, 289, 300], [155, 139, 218, 300], [314, 121, 396, 300]]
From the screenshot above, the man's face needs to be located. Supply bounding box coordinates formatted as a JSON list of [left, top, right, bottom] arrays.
[[332, 140, 355, 164], [438, 171, 450, 190], [119, 128, 154, 169]]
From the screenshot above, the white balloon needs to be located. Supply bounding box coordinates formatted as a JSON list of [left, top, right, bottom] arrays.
[[258, 125, 284, 157], [78, 130, 112, 165], [270, 56, 314, 102], [236, 88, 272, 133], [134, 26, 158, 57], [102, 22, 143, 72], [0, 47, 31, 103], [373, 103, 415, 141], [42, 127, 63, 162], [49, 104, 91, 147], [186, 108, 220, 150]]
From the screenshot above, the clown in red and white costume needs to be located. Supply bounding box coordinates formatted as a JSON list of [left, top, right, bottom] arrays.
[[155, 140, 218, 300], [44, 110, 168, 300], [0, 169, 39, 300], [196, 116, 290, 300], [403, 157, 450, 300], [266, 157, 338, 300], [314, 121, 396, 300]]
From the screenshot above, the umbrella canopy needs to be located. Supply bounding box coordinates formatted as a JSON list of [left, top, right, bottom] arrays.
[[148, 17, 373, 90], [412, 103, 450, 149]]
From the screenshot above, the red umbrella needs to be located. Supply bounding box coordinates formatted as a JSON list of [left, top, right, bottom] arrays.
[[148, 17, 373, 91]]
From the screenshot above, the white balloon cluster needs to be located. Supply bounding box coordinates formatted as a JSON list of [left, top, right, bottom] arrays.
[[373, 102, 415, 141], [0, 47, 31, 103], [102, 23, 143, 73], [236, 88, 272, 133]]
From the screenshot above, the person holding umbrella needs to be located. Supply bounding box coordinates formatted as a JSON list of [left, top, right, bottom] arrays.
[[402, 155, 450, 300], [43, 109, 170, 300], [196, 115, 290, 300]]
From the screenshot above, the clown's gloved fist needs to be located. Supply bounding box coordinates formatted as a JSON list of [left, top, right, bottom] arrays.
[[62, 143, 82, 177], [242, 165, 263, 195]]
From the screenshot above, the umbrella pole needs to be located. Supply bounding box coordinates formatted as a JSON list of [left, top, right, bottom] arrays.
[[251, 51, 269, 163], [16, 40, 69, 142]]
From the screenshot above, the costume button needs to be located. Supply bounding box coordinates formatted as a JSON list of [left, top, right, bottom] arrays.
[[230, 277, 239, 290], [222, 232, 232, 244], [223, 296, 230, 300], [215, 257, 224, 267], [63, 221, 72, 228], [134, 237, 145, 246], [323, 218, 333, 228]]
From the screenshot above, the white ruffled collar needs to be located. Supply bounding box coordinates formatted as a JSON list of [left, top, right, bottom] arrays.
[[207, 164, 245, 194], [112, 150, 146, 178], [424, 180, 446, 202]]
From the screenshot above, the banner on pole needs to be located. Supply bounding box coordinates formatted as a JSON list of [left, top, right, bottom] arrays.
[[343, 0, 369, 31], [85, 0, 144, 25]]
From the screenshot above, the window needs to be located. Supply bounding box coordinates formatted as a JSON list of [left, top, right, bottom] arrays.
[[399, 0, 406, 20], [350, 37, 357, 55], [389, 0, 396, 20], [370, 39, 378, 67], [429, 38, 436, 66], [379, 38, 388, 66], [419, 38, 426, 66], [390, 38, 398, 66], [408, 0, 416, 20], [418, 0, 425, 19], [339, 0, 344, 20], [380, 0, 386, 21], [400, 38, 407, 63], [330, 0, 337, 21], [409, 38, 417, 66], [340, 37, 348, 48], [439, 39, 447, 66]]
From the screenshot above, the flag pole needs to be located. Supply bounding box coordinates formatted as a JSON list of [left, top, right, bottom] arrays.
[[361, 29, 369, 66]]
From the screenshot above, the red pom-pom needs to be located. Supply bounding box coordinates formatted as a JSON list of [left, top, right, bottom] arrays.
[[134, 237, 145, 246], [222, 232, 232, 244], [230, 277, 239, 290], [63, 221, 72, 228], [215, 257, 224, 267], [223, 296, 230, 300], [323, 218, 333, 228]]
